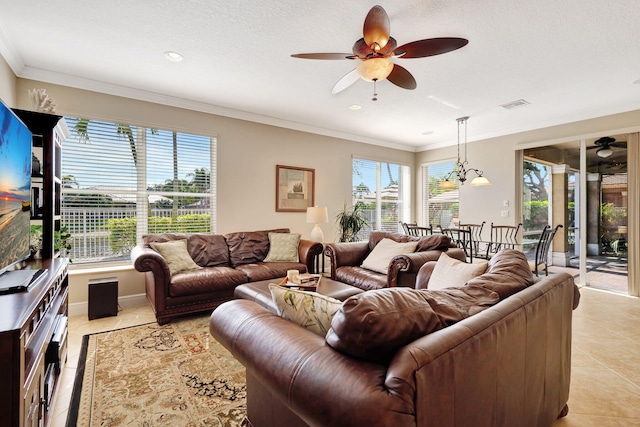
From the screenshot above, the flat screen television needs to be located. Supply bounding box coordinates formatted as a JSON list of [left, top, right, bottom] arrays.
[[0, 99, 32, 278]]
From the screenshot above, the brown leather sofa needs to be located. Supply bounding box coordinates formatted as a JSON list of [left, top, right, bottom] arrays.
[[131, 228, 322, 324], [324, 231, 466, 290], [209, 250, 580, 427]]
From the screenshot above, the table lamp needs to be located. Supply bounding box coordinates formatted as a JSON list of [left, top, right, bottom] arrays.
[[307, 206, 328, 242]]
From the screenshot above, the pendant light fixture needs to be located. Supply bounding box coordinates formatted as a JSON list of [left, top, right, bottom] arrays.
[[439, 116, 491, 190]]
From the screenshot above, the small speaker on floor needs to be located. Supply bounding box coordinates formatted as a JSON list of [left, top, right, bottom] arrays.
[[88, 277, 119, 320]]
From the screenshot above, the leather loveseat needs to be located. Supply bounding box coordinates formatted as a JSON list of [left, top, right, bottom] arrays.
[[209, 250, 580, 427], [131, 228, 322, 324], [324, 231, 466, 290]]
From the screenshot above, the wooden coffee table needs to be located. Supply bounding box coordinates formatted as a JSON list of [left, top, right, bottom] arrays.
[[234, 277, 363, 314]]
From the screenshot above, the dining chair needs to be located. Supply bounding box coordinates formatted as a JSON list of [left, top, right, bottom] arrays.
[[441, 225, 476, 262], [399, 221, 417, 235], [485, 222, 522, 259], [459, 221, 485, 259], [407, 225, 432, 236], [529, 224, 563, 276]]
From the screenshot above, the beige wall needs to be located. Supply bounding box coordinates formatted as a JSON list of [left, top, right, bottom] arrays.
[[0, 54, 17, 106]]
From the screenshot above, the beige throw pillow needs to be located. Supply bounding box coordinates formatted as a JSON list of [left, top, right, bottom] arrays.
[[428, 252, 488, 290], [263, 233, 301, 262], [150, 239, 201, 275], [361, 238, 418, 274], [269, 283, 342, 336]]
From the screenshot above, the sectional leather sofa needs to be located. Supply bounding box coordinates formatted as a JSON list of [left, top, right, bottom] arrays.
[[210, 250, 580, 427]]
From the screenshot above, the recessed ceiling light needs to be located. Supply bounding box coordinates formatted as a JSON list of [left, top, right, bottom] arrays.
[[633, 78, 640, 84], [421, 131, 434, 135], [164, 51, 184, 62], [348, 104, 362, 110]]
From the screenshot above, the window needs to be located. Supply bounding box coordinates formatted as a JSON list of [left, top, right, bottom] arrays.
[[422, 161, 459, 228], [352, 158, 410, 239], [62, 117, 216, 264]]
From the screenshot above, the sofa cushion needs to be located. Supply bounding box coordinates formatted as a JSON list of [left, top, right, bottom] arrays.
[[465, 249, 535, 299], [149, 239, 201, 275], [263, 232, 300, 262], [326, 286, 499, 364], [143, 233, 230, 267], [368, 231, 452, 252], [169, 266, 248, 297], [269, 283, 342, 336], [236, 262, 306, 282], [415, 234, 454, 251], [225, 228, 290, 267], [361, 238, 418, 274], [428, 252, 488, 290], [187, 233, 230, 267]]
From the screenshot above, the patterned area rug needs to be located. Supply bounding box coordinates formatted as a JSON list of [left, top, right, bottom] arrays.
[[66, 315, 246, 427]]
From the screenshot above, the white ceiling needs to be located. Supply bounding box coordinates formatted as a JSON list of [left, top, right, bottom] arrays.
[[2, 0, 640, 152]]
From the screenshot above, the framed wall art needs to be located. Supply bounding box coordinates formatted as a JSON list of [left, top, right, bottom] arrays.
[[276, 165, 315, 212]]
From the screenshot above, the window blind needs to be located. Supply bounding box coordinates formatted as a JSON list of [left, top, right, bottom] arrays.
[[352, 158, 410, 239], [62, 117, 215, 263], [422, 160, 459, 228]]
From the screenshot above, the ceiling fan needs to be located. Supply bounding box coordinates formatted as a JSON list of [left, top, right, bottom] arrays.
[[291, 5, 468, 99], [588, 136, 627, 158]]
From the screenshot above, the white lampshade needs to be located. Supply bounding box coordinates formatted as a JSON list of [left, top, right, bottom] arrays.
[[596, 147, 613, 158], [357, 58, 394, 82], [469, 176, 491, 186], [306, 206, 328, 224]]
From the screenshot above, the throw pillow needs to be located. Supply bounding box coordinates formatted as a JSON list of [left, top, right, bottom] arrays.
[[465, 249, 534, 299], [325, 286, 499, 364], [269, 283, 342, 336], [150, 239, 201, 275], [361, 238, 418, 274], [263, 232, 301, 262], [427, 252, 488, 290]]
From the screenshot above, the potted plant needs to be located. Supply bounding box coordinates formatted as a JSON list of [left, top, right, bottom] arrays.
[[335, 202, 369, 242], [55, 225, 72, 259], [30, 225, 43, 259]]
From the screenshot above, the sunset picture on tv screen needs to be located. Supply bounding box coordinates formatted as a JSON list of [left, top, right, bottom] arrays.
[[0, 104, 32, 271]]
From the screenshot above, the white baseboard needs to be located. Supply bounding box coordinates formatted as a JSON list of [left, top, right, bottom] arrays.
[[68, 293, 148, 317]]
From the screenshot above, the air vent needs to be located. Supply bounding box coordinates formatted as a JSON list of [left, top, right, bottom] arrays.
[[500, 99, 530, 110]]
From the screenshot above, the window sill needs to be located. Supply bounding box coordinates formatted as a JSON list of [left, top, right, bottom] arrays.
[[69, 261, 134, 276]]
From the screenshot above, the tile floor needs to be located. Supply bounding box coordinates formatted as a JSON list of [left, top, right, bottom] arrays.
[[52, 286, 640, 427]]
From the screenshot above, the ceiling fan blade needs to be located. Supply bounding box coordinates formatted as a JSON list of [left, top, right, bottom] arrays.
[[395, 37, 469, 58], [363, 5, 390, 49], [387, 64, 417, 90], [291, 53, 353, 60], [331, 69, 360, 94]]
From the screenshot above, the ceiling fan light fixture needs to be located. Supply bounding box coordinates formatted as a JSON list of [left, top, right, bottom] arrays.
[[596, 147, 613, 158], [357, 58, 394, 82]]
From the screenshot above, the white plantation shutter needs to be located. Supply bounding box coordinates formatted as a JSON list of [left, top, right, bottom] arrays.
[[62, 117, 216, 263], [352, 158, 411, 239], [422, 160, 459, 228]]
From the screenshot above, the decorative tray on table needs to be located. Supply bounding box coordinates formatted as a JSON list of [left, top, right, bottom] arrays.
[[279, 273, 322, 291]]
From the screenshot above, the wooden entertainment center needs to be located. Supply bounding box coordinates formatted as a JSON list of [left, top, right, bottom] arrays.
[[0, 110, 70, 426], [0, 258, 69, 427]]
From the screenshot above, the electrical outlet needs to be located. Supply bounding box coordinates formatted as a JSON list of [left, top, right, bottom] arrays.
[[501, 210, 509, 218], [503, 200, 509, 207]]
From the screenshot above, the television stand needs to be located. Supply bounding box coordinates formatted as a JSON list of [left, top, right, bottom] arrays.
[[0, 258, 68, 427]]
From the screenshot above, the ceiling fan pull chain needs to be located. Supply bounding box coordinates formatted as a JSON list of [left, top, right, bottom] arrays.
[[372, 78, 378, 101]]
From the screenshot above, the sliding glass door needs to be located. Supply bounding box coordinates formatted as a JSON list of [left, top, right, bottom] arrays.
[[523, 137, 629, 294]]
